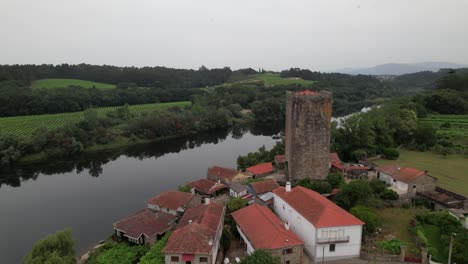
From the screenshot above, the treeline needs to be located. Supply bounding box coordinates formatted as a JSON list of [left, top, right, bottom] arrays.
[[0, 64, 232, 88], [332, 69, 468, 160], [0, 81, 198, 116]]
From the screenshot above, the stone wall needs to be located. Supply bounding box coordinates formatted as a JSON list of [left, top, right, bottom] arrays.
[[270, 244, 304, 264], [285, 91, 332, 180]]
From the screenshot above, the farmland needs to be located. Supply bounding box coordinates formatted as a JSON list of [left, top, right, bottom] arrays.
[[420, 114, 468, 146], [244, 73, 315, 87], [31, 78, 116, 89], [0, 101, 191, 137], [374, 149, 468, 195]]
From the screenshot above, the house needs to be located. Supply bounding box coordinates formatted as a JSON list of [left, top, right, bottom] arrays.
[[375, 165, 437, 198], [249, 179, 280, 196], [232, 204, 304, 264], [189, 179, 228, 197], [113, 208, 176, 245], [229, 182, 248, 198], [147, 190, 201, 216], [273, 183, 364, 262], [274, 154, 286, 169], [448, 208, 468, 229], [329, 153, 369, 178], [207, 166, 252, 184], [246, 162, 274, 178], [163, 200, 226, 264]]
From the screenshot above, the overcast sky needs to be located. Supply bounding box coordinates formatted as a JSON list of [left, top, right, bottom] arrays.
[[1, 0, 467, 71]]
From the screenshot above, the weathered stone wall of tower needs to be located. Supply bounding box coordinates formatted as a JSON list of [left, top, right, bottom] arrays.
[[285, 91, 332, 180]]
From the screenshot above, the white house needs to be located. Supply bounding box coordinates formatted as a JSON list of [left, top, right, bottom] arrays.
[[375, 165, 436, 197], [229, 182, 247, 198], [273, 183, 364, 262]]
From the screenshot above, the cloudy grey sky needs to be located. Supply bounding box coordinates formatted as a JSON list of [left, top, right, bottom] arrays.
[[1, 0, 467, 71]]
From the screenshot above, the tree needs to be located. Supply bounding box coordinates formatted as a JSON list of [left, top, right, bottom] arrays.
[[139, 232, 171, 264], [240, 249, 281, 264], [178, 184, 191, 193], [23, 228, 75, 264], [326, 173, 344, 188], [227, 197, 248, 213], [382, 148, 399, 160], [335, 180, 373, 210], [350, 205, 379, 235]]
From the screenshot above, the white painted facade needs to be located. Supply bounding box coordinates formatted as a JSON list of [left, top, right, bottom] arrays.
[[230, 188, 247, 198], [273, 194, 362, 262], [378, 171, 408, 194], [236, 225, 255, 255]]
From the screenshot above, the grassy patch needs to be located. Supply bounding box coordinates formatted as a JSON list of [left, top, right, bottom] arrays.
[[0, 101, 191, 137], [31, 78, 116, 89], [245, 73, 315, 87], [86, 242, 148, 264], [374, 149, 468, 195], [420, 224, 447, 262], [377, 207, 428, 257]]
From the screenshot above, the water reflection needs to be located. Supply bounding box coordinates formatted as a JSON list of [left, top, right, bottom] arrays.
[[0, 125, 282, 188]]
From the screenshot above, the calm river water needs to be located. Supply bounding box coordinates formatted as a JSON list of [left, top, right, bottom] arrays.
[[0, 128, 279, 263]]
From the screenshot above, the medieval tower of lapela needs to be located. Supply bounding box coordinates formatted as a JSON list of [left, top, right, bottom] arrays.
[[285, 90, 332, 180]]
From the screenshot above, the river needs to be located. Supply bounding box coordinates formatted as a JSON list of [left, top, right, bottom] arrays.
[[0, 127, 279, 263]]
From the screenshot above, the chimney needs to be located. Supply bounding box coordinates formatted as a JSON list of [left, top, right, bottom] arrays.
[[208, 238, 213, 246], [284, 222, 290, 230], [397, 166, 400, 171], [205, 197, 211, 205], [286, 181, 292, 192], [189, 220, 192, 224]]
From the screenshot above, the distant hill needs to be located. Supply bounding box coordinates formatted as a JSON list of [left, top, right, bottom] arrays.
[[337, 62, 468, 76]]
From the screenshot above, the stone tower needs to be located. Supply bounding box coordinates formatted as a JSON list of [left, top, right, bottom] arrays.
[[285, 90, 332, 180]]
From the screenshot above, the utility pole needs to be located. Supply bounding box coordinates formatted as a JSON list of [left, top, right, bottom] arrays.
[[448, 232, 456, 264], [322, 246, 325, 264]]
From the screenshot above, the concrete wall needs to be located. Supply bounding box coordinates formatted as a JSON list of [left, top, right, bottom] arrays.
[[285, 91, 332, 180], [230, 189, 247, 198], [146, 204, 178, 216], [273, 194, 362, 262], [164, 254, 211, 264], [237, 225, 255, 255]]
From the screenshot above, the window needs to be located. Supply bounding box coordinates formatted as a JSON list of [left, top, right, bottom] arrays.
[[393, 179, 396, 183], [338, 229, 344, 237], [329, 244, 336, 252], [199, 257, 208, 262], [282, 204, 285, 210], [283, 248, 293, 254], [413, 185, 417, 189], [286, 261, 290, 264], [171, 256, 179, 262]]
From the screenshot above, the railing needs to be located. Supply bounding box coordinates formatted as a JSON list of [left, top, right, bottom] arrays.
[[316, 236, 350, 244]]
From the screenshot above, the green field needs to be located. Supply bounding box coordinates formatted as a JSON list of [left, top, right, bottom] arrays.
[[375, 149, 468, 195], [245, 73, 315, 87], [31, 78, 116, 89], [420, 114, 468, 146], [0, 101, 191, 137]]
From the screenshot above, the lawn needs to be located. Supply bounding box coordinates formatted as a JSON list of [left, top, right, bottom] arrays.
[[377, 207, 428, 257], [245, 73, 315, 87], [419, 224, 448, 263], [374, 149, 468, 195], [31, 78, 116, 89], [0, 101, 191, 137]]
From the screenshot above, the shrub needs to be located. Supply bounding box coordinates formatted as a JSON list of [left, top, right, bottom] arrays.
[[378, 239, 402, 254], [326, 173, 344, 188], [23, 228, 75, 264], [350, 205, 379, 235], [227, 197, 248, 213], [139, 232, 171, 264], [92, 243, 148, 264], [380, 189, 399, 200], [382, 148, 399, 160]]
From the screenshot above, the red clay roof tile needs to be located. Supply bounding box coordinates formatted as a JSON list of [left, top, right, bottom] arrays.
[[246, 162, 274, 175], [147, 190, 194, 211], [189, 179, 227, 195], [250, 179, 280, 194], [375, 165, 426, 183], [113, 209, 176, 239], [207, 166, 240, 181]]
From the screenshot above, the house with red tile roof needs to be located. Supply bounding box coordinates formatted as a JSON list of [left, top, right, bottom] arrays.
[[274, 154, 286, 169], [246, 162, 274, 178], [273, 183, 364, 262], [232, 204, 304, 264], [189, 179, 228, 197], [163, 201, 225, 264], [113, 208, 176, 245], [207, 166, 252, 184], [147, 190, 201, 216], [375, 165, 436, 197], [249, 179, 280, 196]]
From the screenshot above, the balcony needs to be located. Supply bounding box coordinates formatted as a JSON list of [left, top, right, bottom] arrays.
[[316, 236, 350, 244]]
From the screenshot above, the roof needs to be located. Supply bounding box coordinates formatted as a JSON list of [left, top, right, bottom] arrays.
[[258, 192, 274, 202], [346, 164, 369, 172], [273, 186, 365, 228], [246, 162, 274, 175], [207, 166, 241, 181], [189, 179, 227, 195], [330, 161, 344, 170], [230, 182, 247, 193], [274, 155, 286, 164], [163, 202, 225, 254], [232, 204, 303, 250], [295, 90, 317, 96], [375, 165, 426, 183], [113, 209, 176, 239], [250, 179, 280, 194], [147, 190, 194, 210], [329, 152, 341, 163]]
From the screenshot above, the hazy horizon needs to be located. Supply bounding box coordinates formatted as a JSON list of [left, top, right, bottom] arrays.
[[1, 0, 467, 71]]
